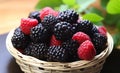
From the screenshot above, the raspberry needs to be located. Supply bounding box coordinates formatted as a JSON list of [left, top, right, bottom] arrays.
[[92, 33, 107, 54], [62, 40, 79, 62], [72, 32, 91, 44], [40, 7, 57, 20], [78, 40, 96, 60], [20, 18, 38, 35], [11, 27, 30, 49], [47, 46, 68, 62], [57, 9, 79, 23], [30, 23, 51, 43], [50, 35, 61, 46], [24, 42, 48, 60], [28, 11, 41, 23], [98, 26, 107, 36], [54, 22, 74, 41], [76, 20, 93, 34]]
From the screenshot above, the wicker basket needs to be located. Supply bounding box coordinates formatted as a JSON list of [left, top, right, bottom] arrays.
[[6, 29, 114, 73]]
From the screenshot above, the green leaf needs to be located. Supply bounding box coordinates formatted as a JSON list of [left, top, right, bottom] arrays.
[[76, 0, 95, 13], [107, 0, 120, 14], [94, 22, 104, 26], [62, 0, 76, 6], [85, 7, 103, 16], [104, 13, 120, 25], [35, 0, 63, 10], [113, 33, 120, 47], [101, 0, 109, 9], [59, 5, 69, 12], [116, 21, 120, 30], [82, 13, 104, 22]]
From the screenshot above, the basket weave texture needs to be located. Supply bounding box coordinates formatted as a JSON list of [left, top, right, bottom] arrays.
[[6, 29, 114, 73]]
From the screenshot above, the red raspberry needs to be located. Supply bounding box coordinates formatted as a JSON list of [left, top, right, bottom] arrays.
[[72, 32, 91, 44], [50, 35, 61, 46], [98, 26, 107, 36], [20, 18, 38, 35], [78, 40, 96, 60], [40, 7, 58, 20]]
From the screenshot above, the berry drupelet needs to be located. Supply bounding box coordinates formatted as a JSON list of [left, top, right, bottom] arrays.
[[11, 27, 30, 49], [30, 23, 51, 43], [91, 33, 107, 54], [24, 42, 48, 60], [28, 11, 41, 23], [47, 46, 68, 62], [54, 22, 74, 41], [62, 40, 79, 62], [76, 20, 93, 34], [57, 9, 79, 23]]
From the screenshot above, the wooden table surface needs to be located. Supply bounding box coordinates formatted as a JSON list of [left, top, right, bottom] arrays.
[[0, 0, 38, 34]]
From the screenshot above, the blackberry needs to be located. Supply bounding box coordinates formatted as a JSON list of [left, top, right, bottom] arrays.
[[54, 22, 74, 41], [24, 42, 48, 60], [47, 46, 68, 62], [30, 23, 51, 43], [88, 25, 99, 38], [41, 14, 59, 29], [62, 40, 79, 62], [92, 33, 107, 54], [11, 27, 30, 49], [76, 20, 93, 34], [28, 11, 41, 23], [57, 9, 79, 23]]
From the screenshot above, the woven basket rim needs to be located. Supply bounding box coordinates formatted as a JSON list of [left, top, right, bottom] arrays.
[[6, 29, 114, 71]]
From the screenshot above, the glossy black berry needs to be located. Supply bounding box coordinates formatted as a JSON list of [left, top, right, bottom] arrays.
[[47, 46, 68, 62], [30, 23, 51, 43], [54, 22, 74, 41], [11, 27, 30, 49], [62, 40, 79, 62], [92, 33, 107, 54], [76, 20, 93, 34], [41, 14, 59, 29], [28, 11, 41, 23], [57, 9, 79, 23], [24, 42, 48, 60]]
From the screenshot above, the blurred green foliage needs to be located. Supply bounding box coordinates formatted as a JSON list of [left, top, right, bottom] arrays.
[[35, 0, 120, 47]]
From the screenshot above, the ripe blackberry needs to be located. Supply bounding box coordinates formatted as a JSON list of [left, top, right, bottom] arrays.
[[88, 25, 99, 38], [24, 42, 48, 60], [42, 14, 59, 26], [57, 9, 79, 23], [28, 11, 41, 23], [30, 23, 51, 43], [47, 46, 68, 62], [76, 20, 93, 34], [92, 33, 107, 54], [54, 22, 74, 41], [11, 27, 30, 49], [41, 14, 59, 31], [62, 40, 79, 62]]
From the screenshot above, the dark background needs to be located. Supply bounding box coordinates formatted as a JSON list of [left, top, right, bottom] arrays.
[[0, 33, 120, 73]]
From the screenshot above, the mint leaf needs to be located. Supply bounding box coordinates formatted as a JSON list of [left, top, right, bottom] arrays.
[[76, 0, 95, 13], [82, 13, 104, 22], [107, 0, 120, 14], [35, 0, 63, 10], [62, 0, 76, 6]]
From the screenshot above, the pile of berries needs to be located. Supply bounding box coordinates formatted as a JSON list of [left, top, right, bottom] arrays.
[[11, 7, 107, 62]]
